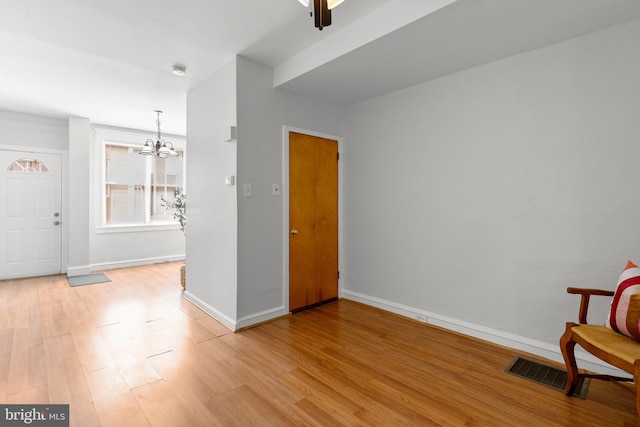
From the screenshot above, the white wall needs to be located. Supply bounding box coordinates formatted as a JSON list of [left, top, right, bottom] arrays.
[[0, 111, 69, 275], [0, 111, 68, 151], [68, 117, 91, 275], [185, 58, 239, 327], [342, 18, 640, 357], [185, 56, 343, 329], [70, 119, 187, 274], [0, 110, 186, 276], [89, 126, 186, 271], [235, 56, 343, 324]]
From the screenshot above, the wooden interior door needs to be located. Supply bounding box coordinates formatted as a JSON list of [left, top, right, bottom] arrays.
[[289, 132, 338, 313]]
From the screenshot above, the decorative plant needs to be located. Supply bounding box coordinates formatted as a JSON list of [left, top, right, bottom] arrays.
[[160, 189, 186, 235]]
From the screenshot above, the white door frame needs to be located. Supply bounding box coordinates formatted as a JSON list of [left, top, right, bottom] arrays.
[[0, 144, 68, 277], [282, 126, 344, 313]]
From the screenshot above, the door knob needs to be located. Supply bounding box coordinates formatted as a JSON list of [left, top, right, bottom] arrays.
[[54, 221, 60, 226], [291, 229, 299, 235]]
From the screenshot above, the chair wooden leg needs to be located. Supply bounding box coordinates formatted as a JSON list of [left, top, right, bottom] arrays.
[[560, 322, 579, 396], [634, 360, 640, 427]]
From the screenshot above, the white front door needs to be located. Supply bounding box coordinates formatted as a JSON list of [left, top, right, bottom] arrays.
[[0, 150, 62, 279]]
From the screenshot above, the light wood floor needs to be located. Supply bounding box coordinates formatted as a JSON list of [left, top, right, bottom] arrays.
[[0, 262, 636, 426]]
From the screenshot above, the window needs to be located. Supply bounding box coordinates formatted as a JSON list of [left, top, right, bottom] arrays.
[[96, 128, 186, 229], [6, 158, 50, 173]]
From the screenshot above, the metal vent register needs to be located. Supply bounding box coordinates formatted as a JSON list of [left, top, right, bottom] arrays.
[[505, 356, 590, 399]]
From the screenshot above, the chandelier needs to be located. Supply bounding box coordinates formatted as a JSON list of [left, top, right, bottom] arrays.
[[298, 0, 346, 30], [139, 110, 178, 157]]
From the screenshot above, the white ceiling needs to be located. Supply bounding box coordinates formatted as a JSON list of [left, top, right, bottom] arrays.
[[1, 0, 639, 135]]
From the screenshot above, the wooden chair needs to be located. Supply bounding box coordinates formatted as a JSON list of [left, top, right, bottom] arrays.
[[560, 287, 640, 425]]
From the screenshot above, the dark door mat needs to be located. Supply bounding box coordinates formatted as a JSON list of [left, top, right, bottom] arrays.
[[505, 356, 590, 399], [67, 273, 111, 287]]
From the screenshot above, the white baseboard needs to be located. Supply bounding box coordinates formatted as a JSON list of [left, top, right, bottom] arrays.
[[87, 254, 185, 272], [182, 291, 236, 332], [237, 306, 288, 330], [66, 265, 91, 277], [182, 293, 286, 331], [342, 289, 628, 378]]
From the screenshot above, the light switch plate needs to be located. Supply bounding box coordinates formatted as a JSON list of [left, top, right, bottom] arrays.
[[243, 183, 252, 197], [224, 126, 237, 142], [272, 184, 280, 196]]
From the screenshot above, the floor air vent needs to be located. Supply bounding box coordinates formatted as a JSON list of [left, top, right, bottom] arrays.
[[505, 356, 590, 400]]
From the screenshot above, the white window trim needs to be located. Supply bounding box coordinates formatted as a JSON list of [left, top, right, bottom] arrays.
[[95, 223, 180, 234], [94, 126, 186, 233]]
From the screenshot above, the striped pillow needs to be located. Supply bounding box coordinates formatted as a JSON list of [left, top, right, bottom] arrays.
[[606, 260, 640, 340]]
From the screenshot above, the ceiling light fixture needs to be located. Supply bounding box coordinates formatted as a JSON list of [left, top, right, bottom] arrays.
[[171, 64, 186, 76], [139, 110, 178, 157], [327, 0, 344, 9], [299, 0, 346, 30]]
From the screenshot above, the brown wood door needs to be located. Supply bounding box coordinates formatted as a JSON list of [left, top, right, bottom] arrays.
[[289, 132, 338, 313]]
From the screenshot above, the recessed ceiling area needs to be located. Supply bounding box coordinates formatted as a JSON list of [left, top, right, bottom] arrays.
[[0, 0, 639, 134], [275, 0, 640, 106]]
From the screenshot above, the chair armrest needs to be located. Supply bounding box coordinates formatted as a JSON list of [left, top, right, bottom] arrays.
[[567, 287, 614, 324]]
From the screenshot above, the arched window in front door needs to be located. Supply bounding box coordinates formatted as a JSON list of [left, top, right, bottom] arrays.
[[5, 158, 51, 173]]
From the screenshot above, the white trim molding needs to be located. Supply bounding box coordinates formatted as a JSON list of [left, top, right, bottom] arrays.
[[237, 306, 288, 330], [66, 265, 92, 277], [89, 254, 185, 272], [342, 288, 628, 378], [183, 291, 236, 332]]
